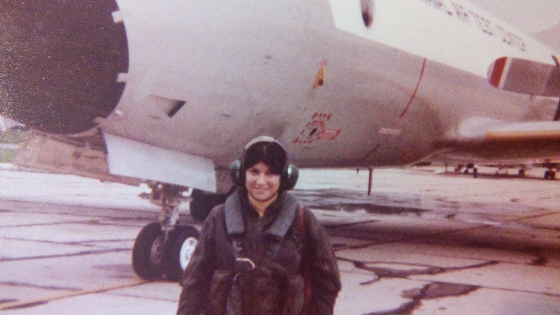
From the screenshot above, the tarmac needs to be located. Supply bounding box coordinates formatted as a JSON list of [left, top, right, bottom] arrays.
[[0, 165, 559, 314]]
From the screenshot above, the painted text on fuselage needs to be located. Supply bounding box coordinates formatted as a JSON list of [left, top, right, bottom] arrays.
[[421, 0, 527, 52]]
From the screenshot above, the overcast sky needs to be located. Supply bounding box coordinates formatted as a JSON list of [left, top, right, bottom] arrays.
[[470, 0, 560, 52]]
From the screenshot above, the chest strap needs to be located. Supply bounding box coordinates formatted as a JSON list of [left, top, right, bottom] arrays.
[[225, 192, 299, 261]]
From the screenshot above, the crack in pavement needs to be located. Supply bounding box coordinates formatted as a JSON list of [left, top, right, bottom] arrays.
[[363, 282, 479, 315], [338, 258, 498, 283], [337, 258, 498, 315]]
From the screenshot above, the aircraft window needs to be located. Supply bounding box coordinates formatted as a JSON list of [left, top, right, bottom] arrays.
[[361, 0, 374, 28]]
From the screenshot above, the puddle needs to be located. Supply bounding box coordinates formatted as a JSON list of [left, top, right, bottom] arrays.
[[293, 190, 427, 216], [403, 282, 478, 299], [339, 258, 498, 282], [316, 203, 426, 216]]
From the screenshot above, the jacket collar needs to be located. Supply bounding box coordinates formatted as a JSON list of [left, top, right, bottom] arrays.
[[225, 189, 298, 239]]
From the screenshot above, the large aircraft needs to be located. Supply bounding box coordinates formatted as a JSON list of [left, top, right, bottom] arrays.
[[1, 0, 560, 281]]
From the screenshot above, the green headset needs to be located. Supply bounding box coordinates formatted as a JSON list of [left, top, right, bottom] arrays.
[[229, 136, 299, 190]]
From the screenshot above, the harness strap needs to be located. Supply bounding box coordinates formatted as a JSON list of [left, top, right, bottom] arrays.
[[299, 205, 312, 314], [225, 192, 299, 261]]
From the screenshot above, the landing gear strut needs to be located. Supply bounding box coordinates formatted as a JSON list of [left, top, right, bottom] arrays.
[[132, 184, 200, 282], [458, 163, 478, 178]]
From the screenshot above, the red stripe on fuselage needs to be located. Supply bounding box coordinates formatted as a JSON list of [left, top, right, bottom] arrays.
[[489, 56, 507, 88]]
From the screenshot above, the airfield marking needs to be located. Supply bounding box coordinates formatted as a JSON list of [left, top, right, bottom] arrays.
[[0, 279, 147, 311]]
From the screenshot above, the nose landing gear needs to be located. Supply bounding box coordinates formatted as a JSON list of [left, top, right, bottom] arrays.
[[132, 184, 200, 282]]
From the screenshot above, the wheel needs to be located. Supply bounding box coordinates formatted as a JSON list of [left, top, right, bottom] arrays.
[[544, 170, 556, 180], [165, 225, 200, 281], [132, 222, 165, 281]]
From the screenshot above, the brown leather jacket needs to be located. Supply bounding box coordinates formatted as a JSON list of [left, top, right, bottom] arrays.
[[176, 189, 341, 315]]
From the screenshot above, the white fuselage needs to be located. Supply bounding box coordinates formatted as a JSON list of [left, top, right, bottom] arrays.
[[97, 0, 559, 192]]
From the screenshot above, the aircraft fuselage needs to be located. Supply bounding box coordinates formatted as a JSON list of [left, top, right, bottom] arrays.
[[1, 0, 559, 192]]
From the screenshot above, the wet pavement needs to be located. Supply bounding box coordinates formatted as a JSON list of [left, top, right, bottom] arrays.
[[0, 166, 559, 314]]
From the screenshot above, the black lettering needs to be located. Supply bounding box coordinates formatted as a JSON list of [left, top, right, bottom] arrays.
[[439, 0, 454, 16], [451, 2, 471, 24], [469, 11, 482, 29], [469, 11, 494, 36], [422, 0, 453, 16], [480, 16, 494, 36], [425, 0, 527, 52], [494, 25, 527, 52], [495, 25, 512, 45], [511, 34, 527, 51]]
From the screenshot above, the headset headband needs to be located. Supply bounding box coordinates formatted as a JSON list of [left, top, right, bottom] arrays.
[[242, 136, 284, 155], [229, 136, 299, 190]]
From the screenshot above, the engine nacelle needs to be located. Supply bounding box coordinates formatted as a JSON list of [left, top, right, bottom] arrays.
[[0, 1, 128, 134]]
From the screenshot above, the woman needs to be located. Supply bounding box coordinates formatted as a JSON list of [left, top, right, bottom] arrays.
[[176, 136, 341, 315]]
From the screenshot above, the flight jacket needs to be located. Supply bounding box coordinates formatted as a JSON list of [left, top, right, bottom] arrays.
[[176, 189, 341, 315]]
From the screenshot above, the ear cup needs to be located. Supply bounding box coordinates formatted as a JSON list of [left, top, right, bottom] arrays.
[[281, 164, 299, 190], [229, 159, 243, 186]]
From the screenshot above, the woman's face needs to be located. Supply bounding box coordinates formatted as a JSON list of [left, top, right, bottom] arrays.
[[245, 161, 281, 202]]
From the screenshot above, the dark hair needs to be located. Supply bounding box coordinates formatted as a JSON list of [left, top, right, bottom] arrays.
[[243, 141, 287, 175]]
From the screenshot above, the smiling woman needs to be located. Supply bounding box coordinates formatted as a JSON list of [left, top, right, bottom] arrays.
[[245, 162, 281, 211], [176, 136, 341, 315]]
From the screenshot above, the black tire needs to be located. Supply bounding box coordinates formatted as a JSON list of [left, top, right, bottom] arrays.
[[165, 225, 200, 281], [132, 222, 165, 281], [544, 170, 555, 180]]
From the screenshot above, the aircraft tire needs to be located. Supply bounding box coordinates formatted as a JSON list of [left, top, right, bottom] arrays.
[[165, 225, 200, 282], [132, 222, 165, 281]]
